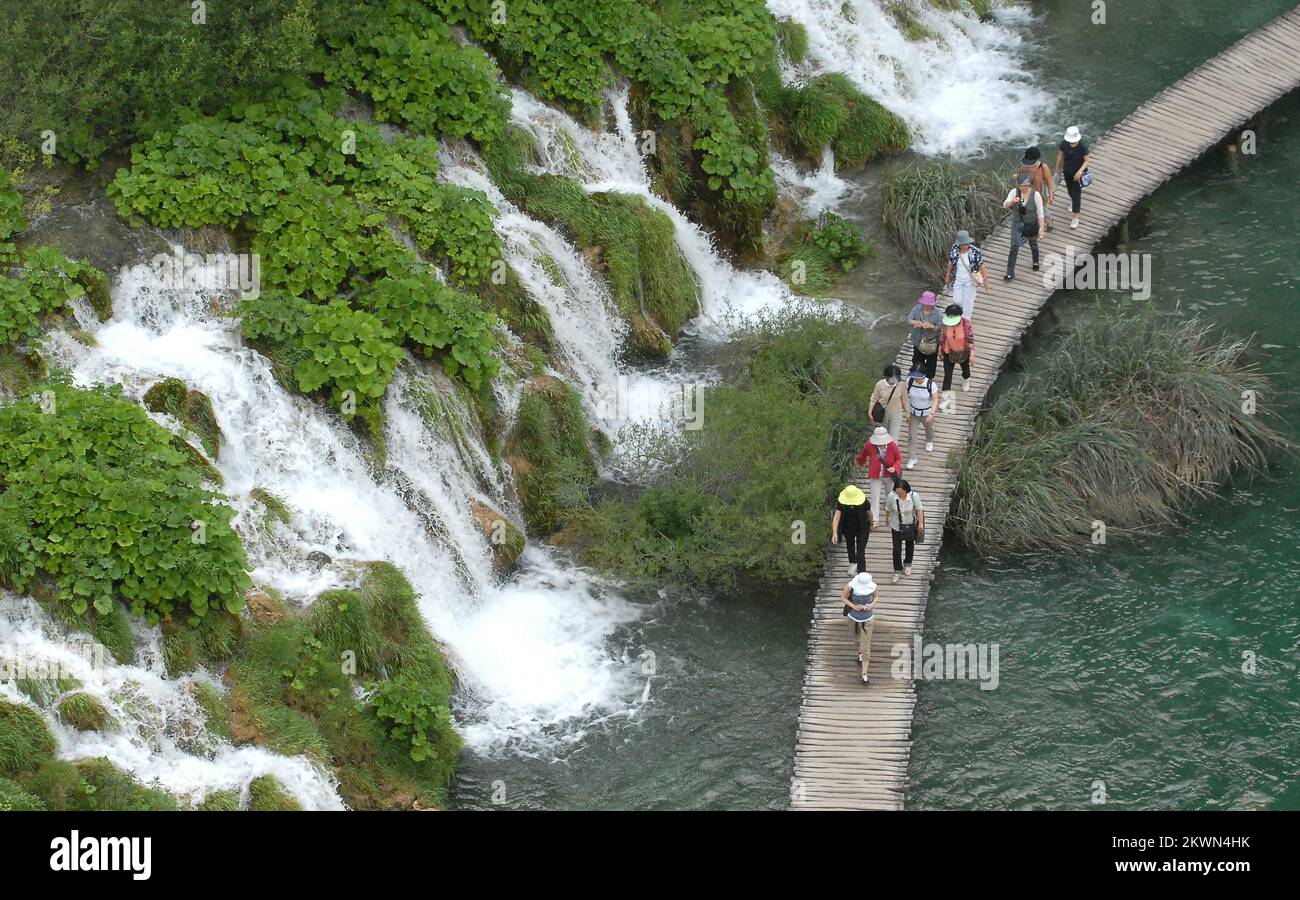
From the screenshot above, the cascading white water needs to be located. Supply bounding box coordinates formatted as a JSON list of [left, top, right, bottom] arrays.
[[35, 256, 648, 771], [767, 0, 1055, 156], [508, 87, 829, 339], [771, 146, 857, 216], [0, 593, 345, 809]]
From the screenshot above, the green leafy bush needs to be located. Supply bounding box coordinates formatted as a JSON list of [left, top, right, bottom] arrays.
[[1, 246, 104, 349], [366, 674, 457, 766], [506, 379, 600, 534], [323, 2, 509, 143], [0, 381, 250, 624]]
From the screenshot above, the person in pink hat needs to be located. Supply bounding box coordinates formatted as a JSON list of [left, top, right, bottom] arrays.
[[908, 290, 944, 378]]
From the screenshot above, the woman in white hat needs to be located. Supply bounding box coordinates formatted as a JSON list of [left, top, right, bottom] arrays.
[[840, 571, 879, 685], [855, 425, 903, 527], [943, 230, 988, 320], [1054, 125, 1092, 230], [831, 483, 870, 575]]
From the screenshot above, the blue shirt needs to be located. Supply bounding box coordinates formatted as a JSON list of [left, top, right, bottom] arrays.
[[847, 591, 875, 623]]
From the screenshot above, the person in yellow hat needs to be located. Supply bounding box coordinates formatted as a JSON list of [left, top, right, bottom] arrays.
[[831, 483, 870, 575]]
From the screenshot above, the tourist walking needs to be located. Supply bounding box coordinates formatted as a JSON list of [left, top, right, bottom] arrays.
[[939, 303, 973, 395], [904, 370, 938, 470], [855, 425, 903, 527], [944, 230, 988, 320], [1018, 145, 1054, 232], [1054, 125, 1092, 230], [831, 484, 870, 575], [839, 570, 879, 685], [1003, 174, 1044, 280], [869, 364, 906, 442], [885, 480, 925, 583], [908, 290, 943, 378]]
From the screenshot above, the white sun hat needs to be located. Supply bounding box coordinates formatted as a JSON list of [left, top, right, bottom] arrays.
[[850, 572, 877, 595], [1064, 125, 1082, 142], [869, 426, 892, 446]]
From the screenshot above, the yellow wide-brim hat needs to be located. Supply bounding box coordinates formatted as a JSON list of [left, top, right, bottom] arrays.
[[838, 485, 866, 505]]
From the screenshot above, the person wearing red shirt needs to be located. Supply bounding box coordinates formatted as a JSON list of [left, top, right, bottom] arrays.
[[855, 426, 903, 527]]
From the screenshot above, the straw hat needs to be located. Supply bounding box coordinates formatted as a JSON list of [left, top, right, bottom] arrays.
[[868, 426, 892, 446], [850, 572, 877, 595], [838, 484, 866, 505], [1064, 125, 1082, 142]]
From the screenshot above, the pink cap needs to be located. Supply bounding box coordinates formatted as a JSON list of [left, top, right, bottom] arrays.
[[919, 291, 937, 306]]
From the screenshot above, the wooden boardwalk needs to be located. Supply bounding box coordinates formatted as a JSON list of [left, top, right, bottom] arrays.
[[790, 5, 1300, 811]]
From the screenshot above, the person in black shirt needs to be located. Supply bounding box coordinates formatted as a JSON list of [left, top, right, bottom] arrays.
[[832, 484, 870, 575], [1054, 125, 1092, 230]]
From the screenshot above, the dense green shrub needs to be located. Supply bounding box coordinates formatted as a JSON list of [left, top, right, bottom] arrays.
[[0, 777, 47, 810], [0, 381, 250, 625], [0, 0, 322, 166], [582, 306, 885, 587], [762, 71, 909, 168], [323, 1, 509, 143], [954, 305, 1289, 553], [883, 161, 1004, 277], [1, 245, 106, 349], [506, 380, 600, 534], [0, 701, 57, 776], [780, 212, 871, 295], [366, 673, 458, 767], [25, 757, 178, 811]]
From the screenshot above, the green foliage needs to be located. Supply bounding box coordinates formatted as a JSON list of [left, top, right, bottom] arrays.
[[883, 161, 1004, 278], [810, 212, 869, 271], [0, 0, 323, 165], [765, 72, 909, 168], [366, 673, 457, 768], [506, 380, 600, 534], [780, 212, 871, 295], [323, 2, 509, 143], [1, 245, 106, 349], [248, 774, 302, 811], [775, 19, 809, 63], [583, 306, 886, 587], [0, 776, 46, 810], [954, 305, 1289, 553], [196, 788, 240, 811], [56, 692, 112, 732], [0, 701, 57, 776], [25, 757, 178, 811], [191, 682, 232, 743], [0, 381, 250, 626]]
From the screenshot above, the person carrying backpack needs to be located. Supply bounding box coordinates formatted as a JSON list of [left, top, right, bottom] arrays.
[[831, 483, 870, 575], [839, 571, 879, 685], [939, 303, 974, 395], [904, 370, 938, 470], [855, 425, 903, 528], [1018, 145, 1054, 232], [1003, 174, 1044, 280]]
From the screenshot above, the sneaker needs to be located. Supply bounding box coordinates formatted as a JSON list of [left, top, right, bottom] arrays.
[[906, 458, 917, 470], [925, 441, 934, 452], [1070, 218, 1080, 229], [892, 572, 901, 583], [1003, 274, 1014, 281], [1032, 263, 1040, 271], [861, 674, 871, 685], [961, 377, 970, 392], [904, 565, 912, 576]]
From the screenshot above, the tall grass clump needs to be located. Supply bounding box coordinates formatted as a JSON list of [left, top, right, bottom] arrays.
[[764, 72, 909, 169], [882, 161, 1003, 278], [580, 304, 886, 587], [953, 305, 1289, 554]]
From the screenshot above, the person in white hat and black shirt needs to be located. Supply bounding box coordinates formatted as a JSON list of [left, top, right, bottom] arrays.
[[1054, 125, 1092, 230], [840, 571, 880, 685]]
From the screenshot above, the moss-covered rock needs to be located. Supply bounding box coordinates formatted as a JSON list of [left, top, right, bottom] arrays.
[[13, 672, 81, 708], [55, 692, 112, 732], [144, 377, 222, 458], [196, 788, 240, 811], [477, 261, 555, 353], [190, 681, 232, 742], [74, 265, 113, 321], [0, 701, 57, 776], [248, 774, 301, 811], [244, 588, 289, 627], [161, 612, 241, 676], [505, 377, 601, 535], [0, 776, 47, 810], [469, 499, 526, 573]]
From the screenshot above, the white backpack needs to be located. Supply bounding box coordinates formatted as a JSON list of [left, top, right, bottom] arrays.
[[908, 377, 933, 416]]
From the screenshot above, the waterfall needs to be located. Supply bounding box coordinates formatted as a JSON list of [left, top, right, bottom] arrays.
[[0, 594, 345, 810], [767, 0, 1055, 156], [33, 256, 648, 777]]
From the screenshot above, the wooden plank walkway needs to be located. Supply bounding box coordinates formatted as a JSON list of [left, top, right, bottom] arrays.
[[790, 5, 1300, 811]]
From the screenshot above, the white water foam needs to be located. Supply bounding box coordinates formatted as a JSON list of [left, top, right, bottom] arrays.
[[768, 0, 1055, 156]]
